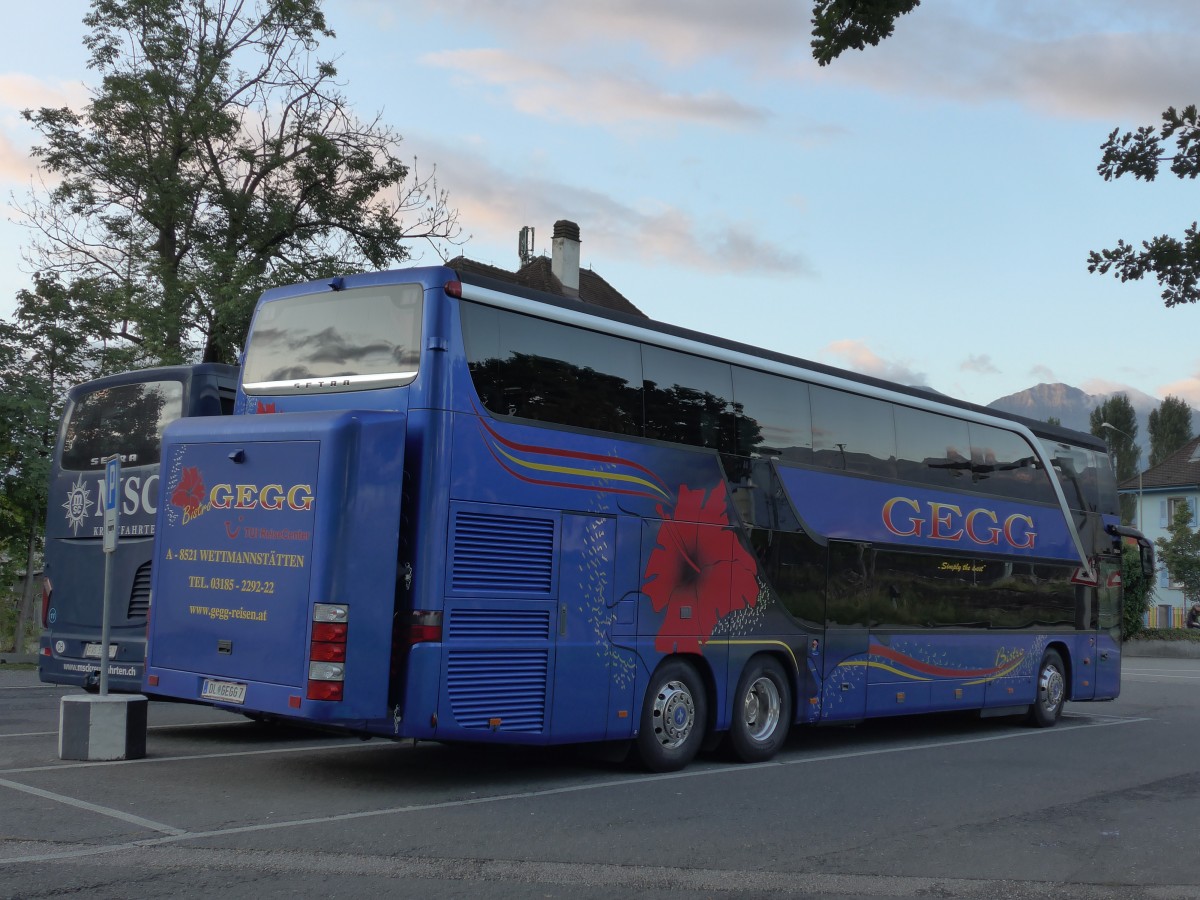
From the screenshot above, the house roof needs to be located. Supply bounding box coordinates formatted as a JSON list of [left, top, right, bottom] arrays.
[[1120, 434, 1200, 492], [446, 255, 646, 318]]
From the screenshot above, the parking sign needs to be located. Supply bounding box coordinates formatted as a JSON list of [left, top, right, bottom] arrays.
[[103, 455, 120, 553]]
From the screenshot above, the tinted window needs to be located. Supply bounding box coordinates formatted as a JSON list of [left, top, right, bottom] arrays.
[[868, 552, 1076, 629], [749, 528, 824, 626], [462, 302, 644, 436], [970, 425, 1055, 503], [243, 283, 423, 388], [811, 387, 897, 477], [642, 346, 734, 449], [61, 381, 184, 470], [731, 367, 812, 463], [894, 406, 972, 489], [1041, 440, 1118, 515]]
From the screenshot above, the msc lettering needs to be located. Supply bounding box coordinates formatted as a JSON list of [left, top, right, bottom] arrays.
[[882, 497, 1036, 550], [208, 482, 314, 511]]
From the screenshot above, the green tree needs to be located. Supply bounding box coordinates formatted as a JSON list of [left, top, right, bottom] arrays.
[[0, 273, 105, 651], [811, 0, 920, 66], [1157, 500, 1200, 605], [1148, 395, 1194, 467], [1121, 543, 1154, 640], [1046, 415, 1061, 426], [1088, 105, 1200, 307], [1090, 395, 1139, 524], [20, 0, 461, 366]]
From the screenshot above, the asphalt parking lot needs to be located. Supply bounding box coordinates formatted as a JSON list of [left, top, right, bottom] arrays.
[[4, 660, 1200, 899]]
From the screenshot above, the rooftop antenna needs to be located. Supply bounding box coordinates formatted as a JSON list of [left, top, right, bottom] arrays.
[[518, 225, 535, 265]]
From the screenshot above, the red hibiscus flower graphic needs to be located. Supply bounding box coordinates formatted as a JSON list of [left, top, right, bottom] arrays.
[[643, 481, 759, 654], [256, 401, 276, 414], [170, 466, 207, 516]]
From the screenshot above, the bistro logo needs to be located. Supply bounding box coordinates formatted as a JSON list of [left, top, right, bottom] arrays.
[[169, 465, 314, 525]]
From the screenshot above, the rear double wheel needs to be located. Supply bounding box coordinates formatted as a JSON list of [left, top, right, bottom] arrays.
[[729, 656, 792, 763], [636, 659, 707, 772]]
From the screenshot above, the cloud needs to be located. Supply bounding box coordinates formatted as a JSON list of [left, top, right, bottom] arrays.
[[1157, 374, 1200, 408], [421, 49, 768, 129], [409, 0, 808, 68], [961, 353, 999, 375], [0, 74, 89, 186], [1029, 364, 1056, 382], [409, 137, 811, 275], [810, 3, 1200, 121], [818, 339, 928, 387]]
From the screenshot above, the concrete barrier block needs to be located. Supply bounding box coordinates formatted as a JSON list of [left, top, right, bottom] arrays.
[[59, 694, 148, 761]]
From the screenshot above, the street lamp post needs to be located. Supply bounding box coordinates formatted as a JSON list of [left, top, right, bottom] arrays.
[[1101, 421, 1143, 530]]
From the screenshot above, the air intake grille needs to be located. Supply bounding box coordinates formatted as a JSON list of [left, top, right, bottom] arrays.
[[447, 608, 552, 641], [128, 561, 152, 619], [446, 649, 548, 732], [451, 511, 555, 595]]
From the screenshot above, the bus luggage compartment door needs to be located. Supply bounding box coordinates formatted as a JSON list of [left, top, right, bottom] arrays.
[[147, 410, 405, 718]]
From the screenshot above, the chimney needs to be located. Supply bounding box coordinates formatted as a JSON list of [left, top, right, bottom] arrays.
[[551, 219, 580, 297]]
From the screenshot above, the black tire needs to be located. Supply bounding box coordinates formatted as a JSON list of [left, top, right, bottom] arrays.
[[1027, 649, 1066, 727], [636, 659, 708, 773], [729, 656, 792, 763]]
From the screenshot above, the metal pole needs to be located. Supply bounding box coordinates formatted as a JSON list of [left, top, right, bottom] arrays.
[[99, 455, 120, 697]]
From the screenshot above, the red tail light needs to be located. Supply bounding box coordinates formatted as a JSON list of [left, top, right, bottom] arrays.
[[405, 610, 443, 645], [307, 603, 348, 701]]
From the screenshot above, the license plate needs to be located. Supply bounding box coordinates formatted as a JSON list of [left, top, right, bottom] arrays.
[[84, 643, 117, 659], [201, 679, 247, 704]]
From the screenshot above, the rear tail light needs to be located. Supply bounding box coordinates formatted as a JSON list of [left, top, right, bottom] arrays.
[[307, 603, 348, 701], [405, 610, 443, 645], [41, 577, 52, 627]]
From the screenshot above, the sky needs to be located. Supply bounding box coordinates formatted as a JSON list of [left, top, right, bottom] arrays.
[[1, 0, 1199, 410]]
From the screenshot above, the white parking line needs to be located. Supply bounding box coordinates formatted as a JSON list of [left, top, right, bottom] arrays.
[[0, 720, 260, 740], [0, 713, 1149, 866], [0, 778, 186, 836]]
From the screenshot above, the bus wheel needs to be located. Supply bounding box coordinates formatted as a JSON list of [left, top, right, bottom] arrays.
[[729, 656, 791, 763], [1028, 649, 1066, 727], [637, 659, 707, 773]]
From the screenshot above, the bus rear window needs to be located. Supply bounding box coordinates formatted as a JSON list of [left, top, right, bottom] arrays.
[[61, 381, 184, 470], [242, 284, 423, 393]]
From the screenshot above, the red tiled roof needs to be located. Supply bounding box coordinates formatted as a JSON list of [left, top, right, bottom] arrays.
[[1121, 434, 1200, 491]]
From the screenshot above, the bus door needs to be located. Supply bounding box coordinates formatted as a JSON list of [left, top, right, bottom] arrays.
[[821, 540, 870, 722], [1094, 556, 1123, 698], [550, 514, 618, 742]]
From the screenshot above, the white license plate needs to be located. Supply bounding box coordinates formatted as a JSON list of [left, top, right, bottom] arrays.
[[83, 643, 117, 659], [201, 679, 247, 704]]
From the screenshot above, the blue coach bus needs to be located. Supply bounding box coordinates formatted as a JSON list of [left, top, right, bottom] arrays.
[[142, 267, 1152, 770], [39, 364, 238, 692]]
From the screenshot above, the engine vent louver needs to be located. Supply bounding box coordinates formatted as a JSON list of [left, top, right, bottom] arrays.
[[128, 561, 152, 619], [446, 649, 548, 732], [451, 511, 555, 595], [447, 608, 552, 641]]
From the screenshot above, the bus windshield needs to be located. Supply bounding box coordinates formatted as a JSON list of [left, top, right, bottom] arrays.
[[242, 283, 424, 393], [61, 381, 184, 471]]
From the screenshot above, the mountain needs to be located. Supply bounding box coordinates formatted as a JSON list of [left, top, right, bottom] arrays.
[[986, 382, 1172, 448]]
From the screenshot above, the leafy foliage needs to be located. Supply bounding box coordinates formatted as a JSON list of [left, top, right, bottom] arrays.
[[1090, 395, 1139, 524], [810, 0, 920, 66], [1088, 105, 1200, 307], [19, 0, 462, 365], [0, 273, 104, 649], [1121, 543, 1154, 640], [1148, 395, 1194, 468], [1157, 500, 1200, 605]]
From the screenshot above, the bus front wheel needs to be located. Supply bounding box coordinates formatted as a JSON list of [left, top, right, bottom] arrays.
[[637, 659, 707, 772], [729, 656, 792, 763], [1028, 649, 1066, 727]]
